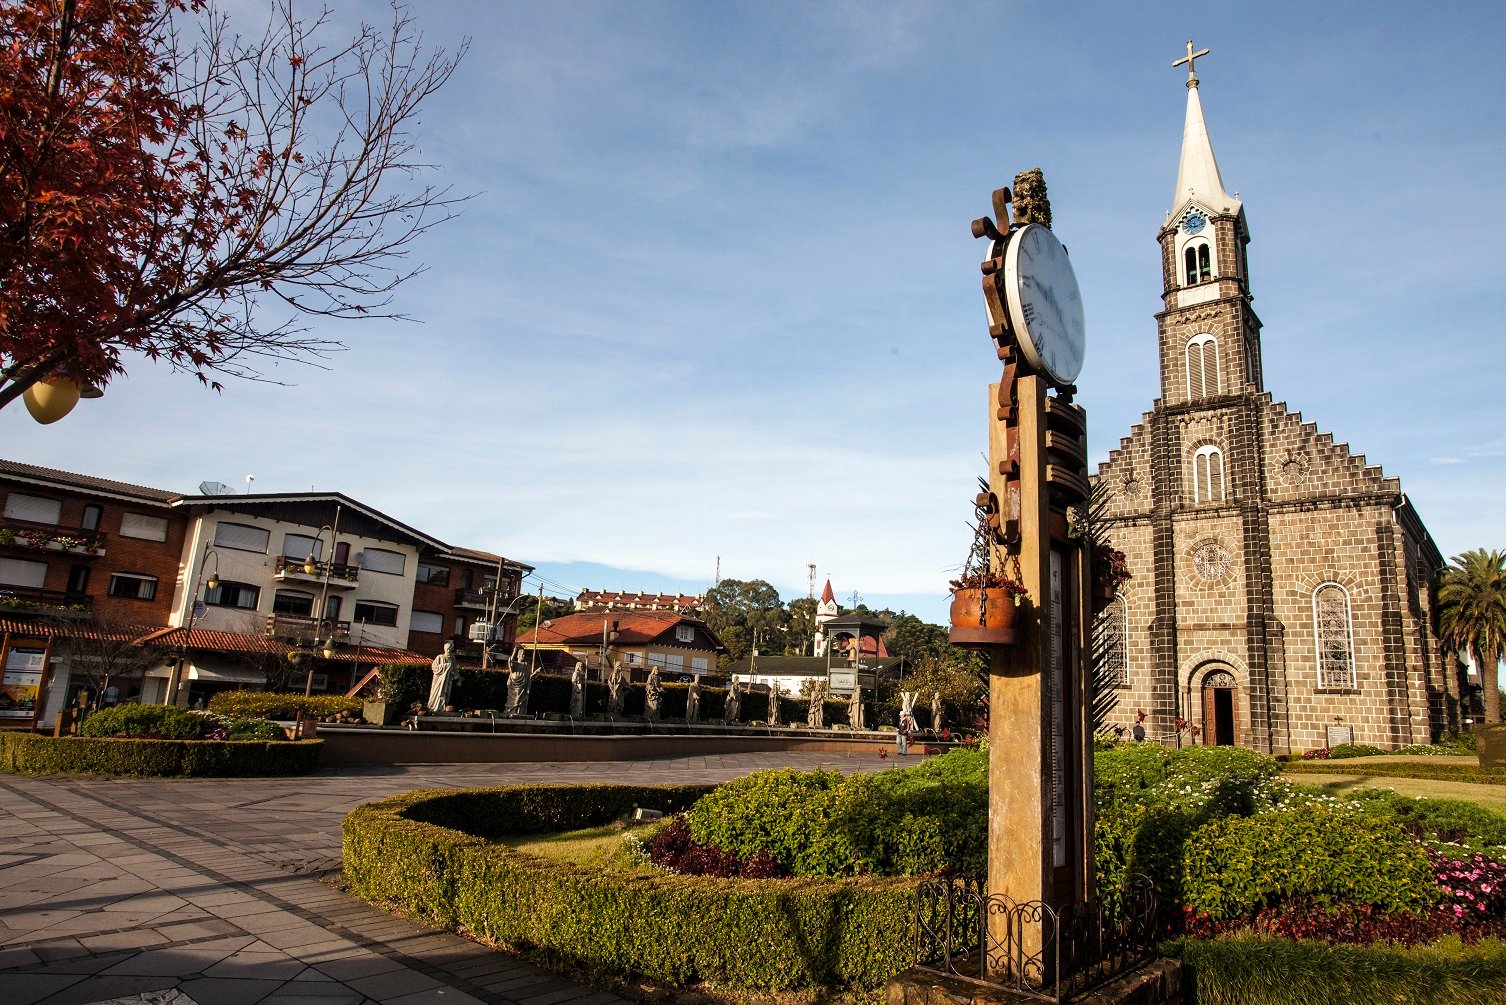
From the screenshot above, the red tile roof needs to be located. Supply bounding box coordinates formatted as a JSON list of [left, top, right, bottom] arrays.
[[0, 459, 178, 503], [575, 589, 703, 611], [518, 610, 707, 648]]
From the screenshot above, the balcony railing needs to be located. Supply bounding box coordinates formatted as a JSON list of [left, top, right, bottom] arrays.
[[455, 587, 518, 611], [0, 585, 93, 615], [264, 613, 351, 642], [272, 555, 359, 588], [0, 517, 108, 557]]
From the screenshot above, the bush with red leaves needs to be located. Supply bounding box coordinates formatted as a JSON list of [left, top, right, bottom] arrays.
[[645, 816, 786, 879]]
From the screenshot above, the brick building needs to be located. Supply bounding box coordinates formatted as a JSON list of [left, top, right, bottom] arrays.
[[0, 460, 532, 728], [1090, 60, 1455, 753]]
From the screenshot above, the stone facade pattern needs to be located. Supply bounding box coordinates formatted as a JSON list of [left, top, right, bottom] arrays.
[[1091, 210, 1452, 754]]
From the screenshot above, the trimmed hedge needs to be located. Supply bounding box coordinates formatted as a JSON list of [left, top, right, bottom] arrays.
[[342, 783, 917, 990], [1283, 761, 1506, 786], [207, 691, 361, 719], [1168, 934, 1506, 1005], [0, 731, 321, 777]]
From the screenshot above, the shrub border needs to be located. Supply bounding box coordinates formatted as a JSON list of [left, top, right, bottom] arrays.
[[1283, 761, 1506, 786], [341, 783, 919, 991], [0, 731, 322, 777]]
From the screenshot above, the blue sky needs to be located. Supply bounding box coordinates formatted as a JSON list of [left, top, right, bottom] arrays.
[[4, 1, 1503, 624]]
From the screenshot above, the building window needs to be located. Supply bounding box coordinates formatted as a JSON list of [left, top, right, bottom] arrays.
[[80, 505, 102, 531], [324, 594, 342, 621], [692, 657, 709, 673], [675, 624, 695, 643], [1184, 241, 1212, 284], [666, 653, 685, 671], [213, 522, 270, 553], [416, 563, 450, 587], [625, 652, 642, 665], [120, 512, 169, 542], [1185, 334, 1220, 398], [282, 533, 322, 561], [1314, 583, 1356, 690], [1244, 336, 1259, 387], [205, 581, 260, 609], [67, 564, 90, 595], [410, 610, 444, 634], [108, 572, 158, 601], [1094, 596, 1128, 688], [353, 600, 399, 626], [4, 493, 61, 525], [1193, 445, 1226, 503], [272, 589, 314, 616], [647, 652, 667, 668], [359, 548, 405, 576], [0, 557, 48, 588]]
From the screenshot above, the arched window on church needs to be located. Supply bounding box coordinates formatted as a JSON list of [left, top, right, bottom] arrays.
[[1193, 445, 1225, 503], [1184, 241, 1212, 284], [1313, 583, 1356, 690], [1186, 334, 1220, 398], [1094, 596, 1128, 688]]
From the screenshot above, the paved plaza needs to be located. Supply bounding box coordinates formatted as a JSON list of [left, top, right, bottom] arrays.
[[0, 751, 888, 1005]]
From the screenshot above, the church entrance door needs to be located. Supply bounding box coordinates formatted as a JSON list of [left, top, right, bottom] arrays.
[[1200, 668, 1239, 746]]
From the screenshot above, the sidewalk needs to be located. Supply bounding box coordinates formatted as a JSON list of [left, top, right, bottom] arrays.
[[0, 752, 887, 1005]]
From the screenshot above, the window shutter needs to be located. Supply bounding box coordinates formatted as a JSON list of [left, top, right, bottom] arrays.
[[4, 494, 61, 524]]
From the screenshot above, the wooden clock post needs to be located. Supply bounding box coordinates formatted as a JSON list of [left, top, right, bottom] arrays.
[[973, 175, 1095, 980]]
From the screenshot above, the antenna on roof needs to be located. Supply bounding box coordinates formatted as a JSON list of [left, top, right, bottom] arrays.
[[198, 481, 236, 496]]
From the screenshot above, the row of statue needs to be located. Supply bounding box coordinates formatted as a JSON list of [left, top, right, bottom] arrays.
[[426, 640, 910, 730]]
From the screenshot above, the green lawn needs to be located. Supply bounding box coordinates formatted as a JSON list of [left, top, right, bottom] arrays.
[[497, 823, 658, 871], [1285, 755, 1506, 816]]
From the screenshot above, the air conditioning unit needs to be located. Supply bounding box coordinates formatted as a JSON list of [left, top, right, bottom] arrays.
[[468, 621, 499, 643]]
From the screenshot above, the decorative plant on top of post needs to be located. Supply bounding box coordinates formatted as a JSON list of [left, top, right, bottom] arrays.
[[948, 477, 1028, 649]]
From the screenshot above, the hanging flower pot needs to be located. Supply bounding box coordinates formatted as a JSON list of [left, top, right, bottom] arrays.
[[948, 584, 1023, 649]]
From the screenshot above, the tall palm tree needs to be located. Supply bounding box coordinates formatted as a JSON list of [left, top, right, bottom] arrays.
[[1438, 549, 1506, 725]]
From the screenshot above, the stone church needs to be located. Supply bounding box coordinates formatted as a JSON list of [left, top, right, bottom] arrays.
[[1092, 51, 1456, 754]]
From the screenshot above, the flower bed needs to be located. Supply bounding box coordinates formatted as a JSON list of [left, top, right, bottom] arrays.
[[341, 783, 916, 991], [0, 730, 320, 777]]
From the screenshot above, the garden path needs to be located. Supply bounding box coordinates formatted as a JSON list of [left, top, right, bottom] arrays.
[[0, 750, 891, 1005]]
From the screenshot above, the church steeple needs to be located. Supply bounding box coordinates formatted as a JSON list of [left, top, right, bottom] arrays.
[[1170, 40, 1240, 219], [1156, 40, 1262, 407]]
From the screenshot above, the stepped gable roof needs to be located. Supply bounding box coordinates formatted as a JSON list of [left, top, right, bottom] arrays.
[[0, 458, 178, 505], [517, 610, 720, 649]]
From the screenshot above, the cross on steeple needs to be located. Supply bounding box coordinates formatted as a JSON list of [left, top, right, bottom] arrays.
[[1173, 39, 1210, 88]]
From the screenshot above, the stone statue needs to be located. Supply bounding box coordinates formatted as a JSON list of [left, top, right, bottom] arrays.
[[569, 661, 587, 718], [427, 640, 456, 713], [685, 677, 701, 723], [607, 661, 626, 717], [644, 666, 664, 722], [767, 682, 782, 727], [931, 691, 944, 734], [504, 648, 533, 716], [848, 684, 865, 730], [724, 679, 741, 724], [806, 679, 825, 728]]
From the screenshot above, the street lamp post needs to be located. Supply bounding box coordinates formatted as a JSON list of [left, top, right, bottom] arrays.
[[301, 506, 342, 697], [169, 543, 220, 706]]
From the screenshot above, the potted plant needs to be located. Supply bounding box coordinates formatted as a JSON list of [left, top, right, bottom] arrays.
[[1092, 544, 1131, 607], [948, 479, 1028, 649]]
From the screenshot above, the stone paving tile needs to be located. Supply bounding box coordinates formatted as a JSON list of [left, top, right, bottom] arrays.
[[1, 752, 880, 1005], [6, 972, 86, 1005]]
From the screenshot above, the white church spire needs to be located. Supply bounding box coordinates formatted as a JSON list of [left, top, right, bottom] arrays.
[[1170, 40, 1240, 218]]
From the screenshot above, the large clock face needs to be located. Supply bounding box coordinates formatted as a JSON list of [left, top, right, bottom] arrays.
[[996, 224, 1086, 385]]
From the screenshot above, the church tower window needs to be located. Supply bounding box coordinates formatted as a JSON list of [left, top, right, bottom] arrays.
[[1193, 445, 1225, 503], [1183, 241, 1212, 284], [1186, 334, 1220, 398], [1095, 596, 1128, 688], [1313, 584, 1356, 689]]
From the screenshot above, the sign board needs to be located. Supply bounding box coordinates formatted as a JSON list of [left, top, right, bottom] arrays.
[[827, 671, 857, 692], [0, 647, 45, 719], [1325, 725, 1354, 749]]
